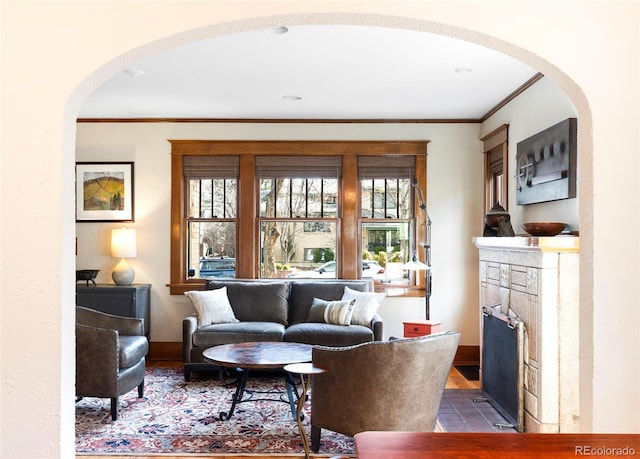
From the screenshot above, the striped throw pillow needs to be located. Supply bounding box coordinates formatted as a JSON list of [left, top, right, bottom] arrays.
[[308, 297, 356, 326]]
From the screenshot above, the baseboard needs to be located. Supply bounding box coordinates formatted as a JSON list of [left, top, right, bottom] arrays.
[[453, 345, 479, 365], [150, 341, 480, 365], [148, 341, 182, 361]]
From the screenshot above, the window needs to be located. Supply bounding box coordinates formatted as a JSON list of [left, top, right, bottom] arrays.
[[184, 156, 238, 279], [359, 156, 414, 282], [256, 155, 340, 279], [170, 141, 428, 295], [481, 125, 509, 212]]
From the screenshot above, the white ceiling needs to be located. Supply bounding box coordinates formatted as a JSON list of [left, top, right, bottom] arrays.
[[78, 25, 539, 120]]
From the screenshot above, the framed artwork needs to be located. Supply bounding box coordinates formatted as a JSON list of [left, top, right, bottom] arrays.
[[515, 118, 577, 205], [76, 162, 134, 222]]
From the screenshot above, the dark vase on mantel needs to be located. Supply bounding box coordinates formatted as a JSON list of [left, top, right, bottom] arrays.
[[483, 204, 515, 237]]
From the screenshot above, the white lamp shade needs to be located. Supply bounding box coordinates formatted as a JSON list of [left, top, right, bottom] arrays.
[[402, 253, 429, 271], [111, 228, 137, 258]]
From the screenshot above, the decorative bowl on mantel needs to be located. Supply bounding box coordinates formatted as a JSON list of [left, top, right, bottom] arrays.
[[76, 269, 100, 286], [521, 222, 567, 237]]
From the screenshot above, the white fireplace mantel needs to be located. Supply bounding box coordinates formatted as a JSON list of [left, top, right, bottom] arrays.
[[473, 236, 580, 253], [473, 236, 580, 433]]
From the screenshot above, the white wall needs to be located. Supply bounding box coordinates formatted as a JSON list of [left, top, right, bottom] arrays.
[[75, 122, 484, 344], [481, 77, 580, 230], [2, 2, 639, 458]]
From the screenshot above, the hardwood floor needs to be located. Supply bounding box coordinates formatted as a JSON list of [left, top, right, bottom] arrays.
[[76, 362, 479, 459], [445, 365, 480, 390]]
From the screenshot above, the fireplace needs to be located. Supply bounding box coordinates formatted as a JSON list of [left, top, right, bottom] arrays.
[[473, 236, 580, 433]]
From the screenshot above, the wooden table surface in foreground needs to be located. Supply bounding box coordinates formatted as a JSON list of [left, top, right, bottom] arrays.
[[354, 432, 640, 458]]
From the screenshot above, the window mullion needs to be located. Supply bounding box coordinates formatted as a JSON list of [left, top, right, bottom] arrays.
[[396, 179, 400, 218], [369, 179, 374, 219], [222, 179, 226, 218], [236, 153, 255, 278], [305, 179, 309, 218], [198, 181, 203, 218], [288, 179, 292, 218], [210, 179, 215, 218], [384, 180, 389, 218], [341, 154, 359, 279], [273, 179, 278, 218], [320, 179, 324, 218]]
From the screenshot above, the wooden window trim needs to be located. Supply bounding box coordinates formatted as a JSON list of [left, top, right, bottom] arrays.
[[481, 125, 509, 212], [168, 140, 428, 295]]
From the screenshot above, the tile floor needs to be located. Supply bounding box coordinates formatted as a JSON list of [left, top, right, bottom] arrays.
[[438, 389, 519, 433]]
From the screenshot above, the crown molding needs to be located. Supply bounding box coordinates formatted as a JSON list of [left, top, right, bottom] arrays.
[[76, 117, 481, 124], [481, 73, 544, 122]]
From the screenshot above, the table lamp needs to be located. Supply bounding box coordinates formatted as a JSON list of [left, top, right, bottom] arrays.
[[111, 228, 137, 286]]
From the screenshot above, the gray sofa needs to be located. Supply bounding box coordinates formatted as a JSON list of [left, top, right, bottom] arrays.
[[182, 278, 383, 381]]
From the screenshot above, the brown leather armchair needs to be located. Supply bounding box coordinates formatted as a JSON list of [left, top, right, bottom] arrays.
[[310, 331, 460, 453], [76, 306, 149, 420]]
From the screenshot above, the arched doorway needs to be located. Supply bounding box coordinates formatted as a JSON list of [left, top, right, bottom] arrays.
[[55, 8, 605, 457]]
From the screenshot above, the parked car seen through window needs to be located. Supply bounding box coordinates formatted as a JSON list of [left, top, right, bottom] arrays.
[[198, 257, 235, 278], [286, 260, 386, 279]]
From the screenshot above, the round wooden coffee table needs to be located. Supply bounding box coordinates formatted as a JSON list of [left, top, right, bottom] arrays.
[[203, 341, 313, 421]]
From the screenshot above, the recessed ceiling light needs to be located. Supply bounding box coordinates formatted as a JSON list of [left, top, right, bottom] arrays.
[[282, 95, 302, 101], [264, 26, 289, 34], [124, 68, 146, 78], [454, 67, 472, 73]]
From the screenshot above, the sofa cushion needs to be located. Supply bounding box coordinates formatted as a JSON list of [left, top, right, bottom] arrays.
[[288, 280, 373, 325], [185, 287, 239, 327], [341, 286, 386, 326], [207, 280, 289, 325], [193, 322, 286, 347], [284, 322, 374, 346], [308, 298, 355, 326]]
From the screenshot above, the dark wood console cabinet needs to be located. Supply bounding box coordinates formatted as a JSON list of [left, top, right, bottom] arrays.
[[76, 284, 151, 339]]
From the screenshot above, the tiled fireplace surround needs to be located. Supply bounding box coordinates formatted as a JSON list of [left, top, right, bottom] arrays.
[[473, 237, 580, 433]]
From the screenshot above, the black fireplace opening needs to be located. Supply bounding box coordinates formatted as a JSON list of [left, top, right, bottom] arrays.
[[481, 307, 525, 432]]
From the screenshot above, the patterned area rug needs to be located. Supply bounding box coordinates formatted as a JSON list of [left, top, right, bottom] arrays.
[[76, 367, 354, 455]]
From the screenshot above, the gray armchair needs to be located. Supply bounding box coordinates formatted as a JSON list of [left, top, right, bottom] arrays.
[[310, 331, 460, 453], [76, 306, 149, 420]]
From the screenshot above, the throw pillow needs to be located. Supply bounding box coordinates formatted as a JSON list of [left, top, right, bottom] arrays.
[[184, 287, 239, 327], [308, 297, 356, 326], [206, 281, 289, 325], [341, 286, 386, 326]]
